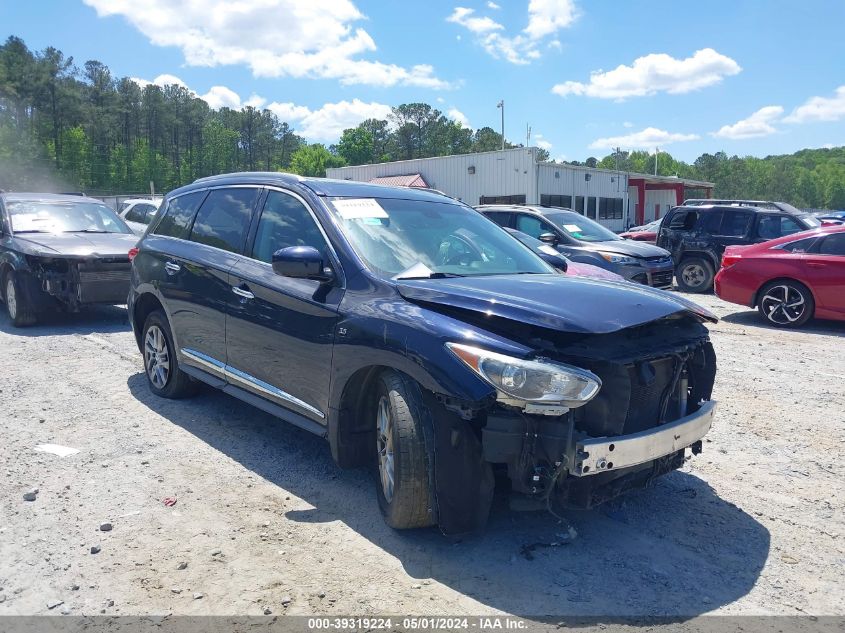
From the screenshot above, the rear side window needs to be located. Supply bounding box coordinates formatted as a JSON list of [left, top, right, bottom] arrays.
[[818, 233, 845, 256], [755, 215, 804, 240], [189, 187, 259, 253], [718, 210, 753, 237], [251, 191, 329, 263], [484, 211, 512, 227], [779, 236, 817, 253], [153, 192, 206, 238], [124, 204, 146, 223], [668, 211, 698, 229]]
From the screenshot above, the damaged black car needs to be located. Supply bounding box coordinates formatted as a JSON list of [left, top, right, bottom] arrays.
[[128, 173, 718, 535], [0, 193, 138, 326]]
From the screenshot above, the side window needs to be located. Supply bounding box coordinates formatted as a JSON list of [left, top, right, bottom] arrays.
[[818, 233, 845, 256], [153, 191, 206, 238], [189, 187, 259, 253], [251, 190, 329, 263], [718, 211, 753, 237], [701, 211, 722, 233], [779, 216, 803, 237], [668, 211, 689, 229], [515, 214, 547, 239], [779, 236, 817, 253], [586, 197, 596, 219], [137, 204, 157, 223], [574, 196, 585, 215], [124, 204, 146, 223], [484, 211, 512, 227]]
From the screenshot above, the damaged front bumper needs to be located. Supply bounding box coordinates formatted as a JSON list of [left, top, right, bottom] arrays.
[[570, 400, 716, 476], [25, 256, 131, 310]]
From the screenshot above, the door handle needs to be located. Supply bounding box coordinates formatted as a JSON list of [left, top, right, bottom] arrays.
[[164, 261, 181, 275], [806, 262, 826, 268], [232, 285, 255, 300]]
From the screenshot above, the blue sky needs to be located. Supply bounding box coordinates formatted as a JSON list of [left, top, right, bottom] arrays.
[[4, 0, 845, 162]]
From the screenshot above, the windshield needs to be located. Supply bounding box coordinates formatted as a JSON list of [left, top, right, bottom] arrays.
[[8, 200, 132, 234], [800, 214, 822, 228], [546, 212, 622, 242], [327, 197, 553, 278]]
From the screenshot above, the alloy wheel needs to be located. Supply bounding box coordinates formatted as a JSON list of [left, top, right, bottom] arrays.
[[144, 325, 171, 389], [5, 278, 17, 320], [761, 285, 806, 325], [376, 395, 395, 503]]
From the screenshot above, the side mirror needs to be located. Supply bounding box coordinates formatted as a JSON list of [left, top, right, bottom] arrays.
[[538, 232, 559, 245], [272, 246, 333, 282]]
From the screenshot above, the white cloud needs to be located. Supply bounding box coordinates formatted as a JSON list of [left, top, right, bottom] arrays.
[[447, 0, 576, 64], [534, 133, 553, 150], [524, 0, 578, 39], [487, 1, 501, 8], [553, 48, 741, 99], [623, 121, 634, 128], [84, 0, 450, 89], [783, 85, 845, 123], [447, 108, 470, 127], [130, 73, 188, 89], [712, 106, 783, 139], [447, 7, 503, 34], [589, 127, 700, 150], [201, 85, 243, 109], [269, 99, 393, 142]]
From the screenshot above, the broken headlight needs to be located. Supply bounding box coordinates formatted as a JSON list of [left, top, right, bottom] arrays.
[[446, 343, 601, 408]]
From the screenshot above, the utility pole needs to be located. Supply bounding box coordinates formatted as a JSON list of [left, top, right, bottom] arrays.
[[497, 100, 504, 150], [654, 147, 659, 176], [526, 124, 531, 147]]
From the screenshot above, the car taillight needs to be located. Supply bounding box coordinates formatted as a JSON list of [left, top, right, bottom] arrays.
[[128, 247, 139, 261], [722, 252, 741, 268]]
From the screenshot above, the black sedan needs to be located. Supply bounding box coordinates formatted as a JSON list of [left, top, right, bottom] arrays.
[[0, 193, 138, 326]]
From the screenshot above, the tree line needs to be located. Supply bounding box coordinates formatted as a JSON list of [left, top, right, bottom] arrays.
[[1, 36, 843, 208]]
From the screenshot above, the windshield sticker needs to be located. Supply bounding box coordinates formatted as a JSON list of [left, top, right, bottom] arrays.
[[563, 224, 582, 232], [333, 198, 389, 220]]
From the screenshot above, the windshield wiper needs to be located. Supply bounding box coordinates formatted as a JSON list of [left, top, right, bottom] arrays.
[[65, 229, 111, 233], [12, 230, 51, 234], [396, 271, 466, 280]]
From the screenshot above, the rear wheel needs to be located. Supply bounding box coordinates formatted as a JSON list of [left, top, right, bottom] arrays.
[[757, 280, 814, 328], [676, 257, 715, 293], [3, 271, 36, 327], [142, 310, 196, 398], [374, 370, 435, 530]]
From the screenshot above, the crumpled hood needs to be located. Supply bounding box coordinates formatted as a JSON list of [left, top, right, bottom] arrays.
[[579, 239, 670, 258], [14, 232, 138, 257], [396, 274, 716, 334]]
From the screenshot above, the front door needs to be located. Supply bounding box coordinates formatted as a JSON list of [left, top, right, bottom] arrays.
[[225, 188, 343, 424], [807, 232, 845, 317]]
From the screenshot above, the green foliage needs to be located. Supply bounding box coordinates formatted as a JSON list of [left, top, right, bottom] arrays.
[[289, 144, 345, 177], [336, 127, 374, 166]]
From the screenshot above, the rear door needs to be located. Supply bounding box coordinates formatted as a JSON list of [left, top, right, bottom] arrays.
[[225, 188, 343, 424], [806, 232, 845, 317]]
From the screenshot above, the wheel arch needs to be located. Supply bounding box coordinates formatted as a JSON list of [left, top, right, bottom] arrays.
[[132, 292, 166, 350], [677, 250, 719, 271]]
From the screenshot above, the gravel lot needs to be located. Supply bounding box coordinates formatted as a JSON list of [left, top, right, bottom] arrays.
[[0, 292, 843, 618]]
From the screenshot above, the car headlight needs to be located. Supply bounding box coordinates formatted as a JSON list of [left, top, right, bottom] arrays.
[[446, 343, 601, 407], [598, 252, 638, 265]]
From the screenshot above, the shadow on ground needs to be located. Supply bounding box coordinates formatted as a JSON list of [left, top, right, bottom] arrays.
[[0, 304, 130, 337], [127, 372, 769, 618], [720, 309, 845, 337]]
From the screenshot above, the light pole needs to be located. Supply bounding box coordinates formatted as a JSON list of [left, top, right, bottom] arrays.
[[497, 100, 504, 150], [654, 146, 659, 176]]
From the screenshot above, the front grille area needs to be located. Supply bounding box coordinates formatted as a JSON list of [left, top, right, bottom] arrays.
[[650, 270, 674, 288], [77, 260, 132, 303], [644, 255, 673, 264]]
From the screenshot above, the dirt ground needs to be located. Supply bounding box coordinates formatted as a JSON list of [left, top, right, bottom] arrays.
[[0, 292, 843, 618]]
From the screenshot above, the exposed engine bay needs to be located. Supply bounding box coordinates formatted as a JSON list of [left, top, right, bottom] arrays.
[[22, 255, 131, 310]]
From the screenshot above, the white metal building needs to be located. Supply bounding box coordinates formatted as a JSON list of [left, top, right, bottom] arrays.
[[326, 147, 714, 230]]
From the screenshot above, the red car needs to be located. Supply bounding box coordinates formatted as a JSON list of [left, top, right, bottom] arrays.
[[714, 225, 845, 327], [619, 219, 660, 243]]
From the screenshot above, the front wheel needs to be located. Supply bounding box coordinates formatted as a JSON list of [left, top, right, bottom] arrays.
[[3, 271, 36, 327], [374, 370, 435, 530], [676, 257, 715, 293], [142, 310, 197, 398], [757, 280, 814, 327]]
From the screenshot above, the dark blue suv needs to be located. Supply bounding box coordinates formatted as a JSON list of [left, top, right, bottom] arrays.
[[129, 172, 719, 534]]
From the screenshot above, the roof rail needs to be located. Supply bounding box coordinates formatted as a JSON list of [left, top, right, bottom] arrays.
[[683, 199, 800, 214], [192, 171, 303, 184]]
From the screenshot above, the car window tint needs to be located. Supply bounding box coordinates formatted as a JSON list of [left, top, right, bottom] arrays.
[[818, 233, 845, 256], [134, 203, 155, 223], [484, 211, 512, 227], [154, 192, 206, 238], [125, 204, 146, 223], [718, 211, 753, 237], [251, 190, 328, 263], [756, 215, 804, 240], [189, 188, 258, 253], [515, 215, 545, 239], [668, 211, 693, 229], [701, 211, 722, 233]]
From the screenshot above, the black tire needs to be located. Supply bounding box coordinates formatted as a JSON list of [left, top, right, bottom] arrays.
[[676, 256, 715, 293], [373, 370, 435, 530], [757, 280, 814, 328], [141, 310, 197, 398], [3, 270, 37, 327]]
